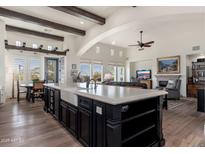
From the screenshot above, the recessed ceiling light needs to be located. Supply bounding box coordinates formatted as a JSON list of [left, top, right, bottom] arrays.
[[80, 21, 84, 25], [111, 40, 116, 45]]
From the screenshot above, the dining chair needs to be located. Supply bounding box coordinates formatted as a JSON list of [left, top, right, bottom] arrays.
[[17, 80, 27, 103], [30, 80, 45, 103]]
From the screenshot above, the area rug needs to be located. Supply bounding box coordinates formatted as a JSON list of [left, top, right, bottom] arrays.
[[168, 97, 196, 109]]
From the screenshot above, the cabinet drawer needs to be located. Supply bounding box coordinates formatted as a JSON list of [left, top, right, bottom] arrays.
[[78, 96, 92, 111]]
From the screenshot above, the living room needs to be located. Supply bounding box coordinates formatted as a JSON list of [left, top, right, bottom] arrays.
[[0, 2, 205, 151]]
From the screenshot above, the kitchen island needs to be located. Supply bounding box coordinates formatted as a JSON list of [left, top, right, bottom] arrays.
[[43, 83, 167, 147]]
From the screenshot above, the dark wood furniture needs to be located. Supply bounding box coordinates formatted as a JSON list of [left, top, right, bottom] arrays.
[[187, 84, 201, 98], [140, 80, 152, 89], [19, 83, 33, 101], [187, 61, 205, 98], [5, 44, 67, 56], [17, 80, 27, 103], [30, 81, 44, 103]]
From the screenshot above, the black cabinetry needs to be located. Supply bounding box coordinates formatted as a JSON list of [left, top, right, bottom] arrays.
[[60, 100, 78, 136], [106, 97, 164, 147], [60, 101, 68, 127], [44, 86, 164, 147], [78, 96, 93, 146], [54, 89, 60, 120], [43, 86, 60, 120], [197, 88, 205, 112], [67, 104, 78, 136], [43, 87, 49, 112], [93, 101, 106, 147]]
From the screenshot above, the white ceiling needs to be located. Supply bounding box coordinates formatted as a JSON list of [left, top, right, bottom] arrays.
[[78, 6, 121, 18], [1, 6, 121, 37], [100, 13, 204, 48]]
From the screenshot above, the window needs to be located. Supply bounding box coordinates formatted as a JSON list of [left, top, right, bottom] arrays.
[[104, 65, 116, 81], [80, 63, 91, 81], [16, 41, 21, 47], [48, 45, 53, 51], [32, 44, 38, 49], [13, 57, 26, 81], [29, 58, 41, 81], [117, 66, 125, 82], [92, 63, 103, 82]]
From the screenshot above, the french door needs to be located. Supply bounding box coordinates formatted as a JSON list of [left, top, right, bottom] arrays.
[[45, 58, 59, 83]]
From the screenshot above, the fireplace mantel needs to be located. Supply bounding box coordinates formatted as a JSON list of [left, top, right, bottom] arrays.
[[155, 74, 182, 82]]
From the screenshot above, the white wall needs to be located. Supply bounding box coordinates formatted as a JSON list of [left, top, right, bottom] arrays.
[[7, 31, 63, 51], [80, 42, 127, 65], [63, 35, 81, 86], [0, 20, 7, 103], [3, 31, 66, 99], [126, 16, 205, 97], [79, 42, 127, 80]]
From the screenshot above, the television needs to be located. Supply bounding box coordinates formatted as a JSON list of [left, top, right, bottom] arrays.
[[136, 70, 152, 80]]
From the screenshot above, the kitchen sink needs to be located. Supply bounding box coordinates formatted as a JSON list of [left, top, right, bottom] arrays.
[[61, 88, 78, 106]]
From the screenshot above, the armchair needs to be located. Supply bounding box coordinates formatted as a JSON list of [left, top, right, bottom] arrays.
[[166, 79, 181, 100]]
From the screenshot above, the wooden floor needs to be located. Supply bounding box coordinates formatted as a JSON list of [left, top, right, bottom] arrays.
[[163, 98, 205, 147], [0, 98, 205, 147], [0, 99, 82, 147]]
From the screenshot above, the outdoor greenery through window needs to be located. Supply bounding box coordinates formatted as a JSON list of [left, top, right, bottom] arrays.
[[30, 58, 41, 81], [92, 63, 103, 82], [80, 63, 91, 82], [80, 62, 125, 82], [13, 57, 25, 81], [12, 56, 42, 83], [104, 65, 116, 81]]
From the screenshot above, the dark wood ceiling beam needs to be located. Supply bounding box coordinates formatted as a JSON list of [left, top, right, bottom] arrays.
[[49, 6, 106, 25], [6, 25, 64, 41], [5, 44, 67, 56], [0, 7, 85, 36]]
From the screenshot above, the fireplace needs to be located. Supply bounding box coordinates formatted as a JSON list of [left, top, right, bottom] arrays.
[[158, 81, 168, 87], [155, 74, 181, 88]]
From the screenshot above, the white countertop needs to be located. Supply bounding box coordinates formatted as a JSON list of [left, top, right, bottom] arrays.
[[44, 83, 167, 105]]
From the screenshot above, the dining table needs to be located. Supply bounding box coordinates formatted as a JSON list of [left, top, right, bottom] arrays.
[[20, 83, 33, 101]]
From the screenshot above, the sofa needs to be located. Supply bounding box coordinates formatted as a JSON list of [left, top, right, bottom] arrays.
[[102, 81, 148, 89]]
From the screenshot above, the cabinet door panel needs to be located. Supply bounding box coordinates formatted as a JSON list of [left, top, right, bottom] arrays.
[[68, 106, 78, 136], [93, 101, 106, 147], [54, 90, 60, 120], [78, 107, 92, 146], [60, 102, 68, 127]]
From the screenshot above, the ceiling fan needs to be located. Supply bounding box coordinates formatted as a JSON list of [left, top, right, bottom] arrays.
[[128, 31, 154, 51]]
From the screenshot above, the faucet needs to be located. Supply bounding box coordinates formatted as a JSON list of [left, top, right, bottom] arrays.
[[86, 78, 97, 89]]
